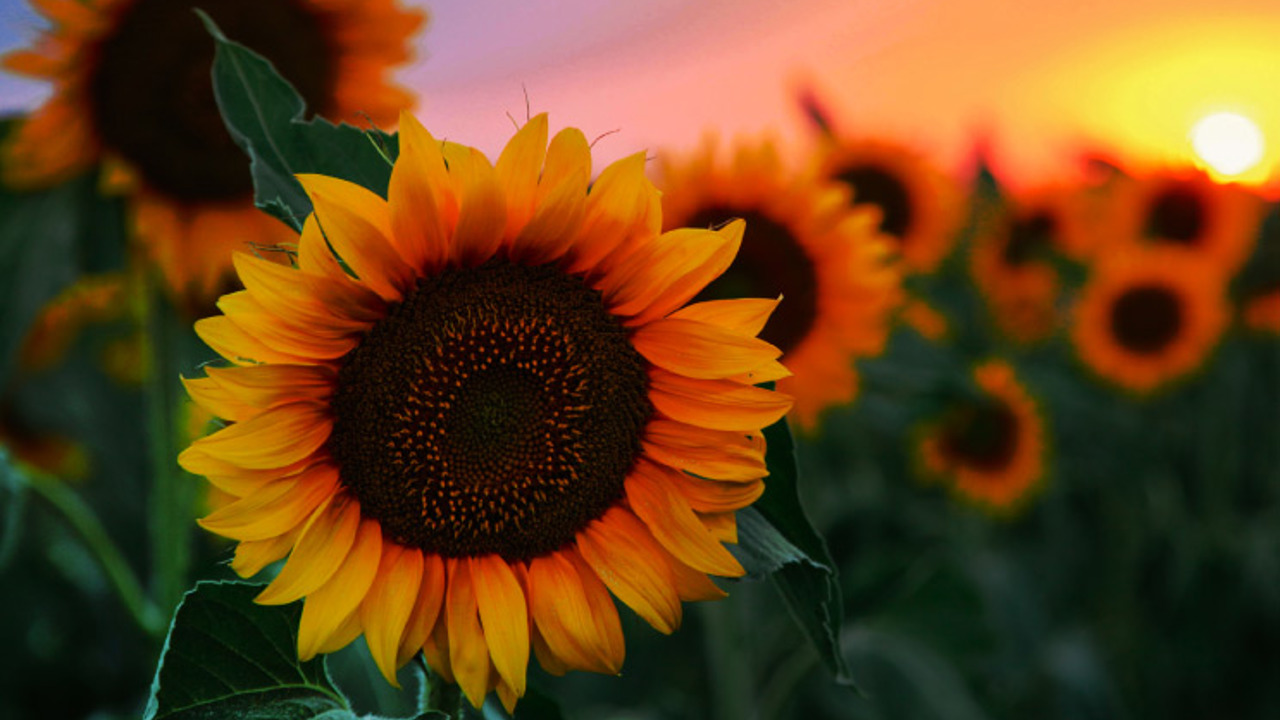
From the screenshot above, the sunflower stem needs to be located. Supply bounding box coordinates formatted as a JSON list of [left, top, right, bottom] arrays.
[[20, 465, 165, 636], [700, 600, 756, 720], [138, 270, 194, 621], [418, 657, 464, 719]]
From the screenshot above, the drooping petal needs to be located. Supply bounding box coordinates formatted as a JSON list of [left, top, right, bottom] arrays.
[[297, 518, 382, 660], [446, 558, 492, 708], [471, 555, 530, 697], [360, 543, 424, 686], [625, 461, 744, 577], [577, 506, 682, 634], [256, 497, 361, 605]]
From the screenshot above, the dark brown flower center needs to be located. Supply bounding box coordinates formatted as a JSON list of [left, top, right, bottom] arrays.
[[834, 163, 913, 239], [938, 399, 1019, 473], [1109, 284, 1183, 355], [686, 207, 817, 354], [328, 260, 651, 560], [1003, 211, 1057, 266], [88, 0, 336, 202], [1146, 182, 1206, 245]]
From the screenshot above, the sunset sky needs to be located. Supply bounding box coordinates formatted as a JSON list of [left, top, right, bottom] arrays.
[[2, 0, 1279, 189]]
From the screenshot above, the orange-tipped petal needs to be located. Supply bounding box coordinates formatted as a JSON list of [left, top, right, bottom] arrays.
[[668, 297, 782, 336], [389, 111, 452, 273], [648, 370, 792, 432], [256, 498, 360, 605], [528, 551, 619, 674], [397, 553, 446, 666], [495, 113, 549, 237], [298, 173, 413, 302]]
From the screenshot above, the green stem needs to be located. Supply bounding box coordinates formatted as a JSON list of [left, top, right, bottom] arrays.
[[25, 470, 164, 636], [700, 601, 754, 720], [419, 657, 465, 719], [139, 270, 192, 618]]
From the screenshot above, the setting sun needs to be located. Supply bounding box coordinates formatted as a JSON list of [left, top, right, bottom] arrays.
[[1191, 111, 1266, 177]]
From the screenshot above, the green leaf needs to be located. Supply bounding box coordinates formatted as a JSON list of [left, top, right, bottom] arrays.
[[199, 12, 398, 231], [734, 420, 854, 685], [144, 581, 354, 720]]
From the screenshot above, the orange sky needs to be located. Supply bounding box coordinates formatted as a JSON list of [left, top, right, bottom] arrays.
[[4, 0, 1280, 189]]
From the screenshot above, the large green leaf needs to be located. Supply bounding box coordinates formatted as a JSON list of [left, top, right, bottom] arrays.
[[200, 12, 398, 231], [734, 419, 854, 685], [144, 581, 354, 720]]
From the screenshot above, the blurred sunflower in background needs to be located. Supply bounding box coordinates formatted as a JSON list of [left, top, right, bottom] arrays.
[[1098, 169, 1265, 273], [970, 187, 1082, 344], [816, 137, 965, 275], [917, 358, 1046, 511], [3, 0, 424, 311], [1073, 247, 1229, 394], [179, 114, 793, 711], [657, 137, 899, 429]]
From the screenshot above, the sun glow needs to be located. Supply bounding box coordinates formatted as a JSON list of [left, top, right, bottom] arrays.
[[1191, 112, 1266, 178]]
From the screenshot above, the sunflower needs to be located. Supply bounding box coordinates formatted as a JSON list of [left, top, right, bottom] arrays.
[[918, 359, 1045, 511], [1073, 247, 1229, 393], [656, 137, 898, 429], [970, 188, 1078, 344], [1096, 168, 1264, 272], [178, 114, 793, 711], [3, 0, 424, 310], [814, 137, 964, 274]]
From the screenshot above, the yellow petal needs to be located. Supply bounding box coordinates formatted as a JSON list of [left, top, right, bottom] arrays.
[[510, 167, 589, 265], [360, 543, 424, 686], [538, 127, 591, 204], [205, 364, 335, 409], [397, 553, 446, 666], [616, 220, 745, 326], [445, 146, 507, 267], [230, 527, 299, 578], [389, 111, 451, 273], [181, 402, 330, 470], [648, 370, 792, 432], [256, 497, 360, 605], [528, 551, 619, 674], [182, 376, 254, 423], [198, 462, 340, 541], [577, 507, 682, 634], [631, 318, 781, 380], [194, 316, 312, 366], [446, 558, 491, 708], [625, 461, 744, 577], [297, 518, 382, 660], [495, 113, 549, 238], [298, 173, 414, 302], [471, 555, 530, 697], [568, 152, 659, 274], [233, 253, 372, 334], [668, 297, 781, 337]]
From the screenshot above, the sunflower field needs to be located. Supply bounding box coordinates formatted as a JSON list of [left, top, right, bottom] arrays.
[[0, 2, 1277, 719]]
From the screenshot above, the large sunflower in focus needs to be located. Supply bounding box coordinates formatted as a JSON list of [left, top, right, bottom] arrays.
[[4, 0, 424, 310], [1073, 247, 1228, 393], [179, 114, 793, 711], [970, 188, 1080, 344], [918, 359, 1045, 511], [1099, 169, 1264, 272], [815, 137, 964, 274], [656, 138, 898, 429]]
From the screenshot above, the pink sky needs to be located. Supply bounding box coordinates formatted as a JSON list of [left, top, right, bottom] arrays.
[[4, 0, 1280, 187]]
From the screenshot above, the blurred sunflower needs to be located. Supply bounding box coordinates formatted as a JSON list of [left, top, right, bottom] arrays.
[[0, 411, 89, 481], [1073, 248, 1229, 393], [3, 0, 424, 310], [816, 137, 964, 274], [970, 188, 1079, 344], [1100, 169, 1264, 272], [918, 359, 1045, 511], [178, 114, 792, 711], [900, 298, 949, 341], [657, 138, 898, 429]]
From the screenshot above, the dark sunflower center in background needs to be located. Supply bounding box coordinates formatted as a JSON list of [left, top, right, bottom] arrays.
[[1003, 211, 1057, 266], [1145, 183, 1206, 244], [686, 207, 817, 354], [89, 0, 335, 202], [1109, 284, 1184, 355], [834, 163, 914, 239], [938, 398, 1020, 473], [328, 260, 652, 560]]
